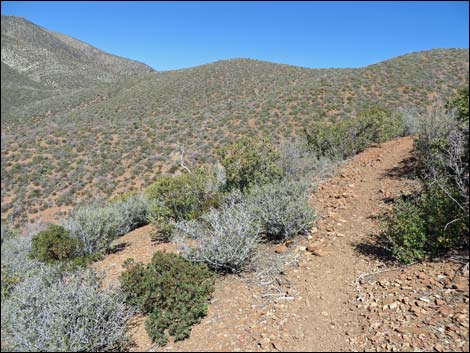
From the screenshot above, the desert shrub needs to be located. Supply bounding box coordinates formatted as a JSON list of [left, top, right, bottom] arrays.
[[386, 91, 469, 263], [385, 199, 427, 264], [120, 252, 214, 345], [278, 138, 333, 181], [2, 268, 134, 352], [174, 200, 261, 273], [304, 107, 403, 159], [447, 87, 469, 124], [217, 136, 282, 192], [414, 93, 469, 248], [245, 178, 315, 241], [63, 202, 120, 255], [414, 103, 462, 179], [419, 181, 469, 251], [358, 107, 404, 143], [1, 266, 20, 300], [399, 107, 420, 136], [107, 190, 138, 203], [30, 224, 84, 263], [145, 169, 221, 240], [109, 194, 150, 235], [1, 223, 18, 244], [1, 231, 40, 277]]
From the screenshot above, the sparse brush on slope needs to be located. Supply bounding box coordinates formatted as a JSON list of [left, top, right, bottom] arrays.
[[1, 48, 468, 224]]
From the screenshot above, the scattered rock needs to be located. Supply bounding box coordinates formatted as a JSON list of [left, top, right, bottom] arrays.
[[306, 244, 327, 257], [275, 244, 288, 254]]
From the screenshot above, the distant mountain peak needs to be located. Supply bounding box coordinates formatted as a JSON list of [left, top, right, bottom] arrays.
[[1, 15, 155, 89]]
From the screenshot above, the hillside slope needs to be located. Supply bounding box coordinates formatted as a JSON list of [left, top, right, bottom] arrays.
[[1, 15, 154, 90], [0, 17, 468, 224], [88, 136, 468, 352]]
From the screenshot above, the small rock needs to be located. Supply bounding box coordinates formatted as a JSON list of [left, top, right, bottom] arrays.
[[405, 327, 431, 335], [306, 244, 327, 257], [435, 299, 446, 306], [439, 306, 451, 315], [383, 297, 395, 306], [275, 244, 288, 254]]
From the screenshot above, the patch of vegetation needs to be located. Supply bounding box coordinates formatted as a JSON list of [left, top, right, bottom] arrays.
[[2, 49, 468, 224], [217, 136, 282, 192], [304, 107, 404, 159], [62, 195, 149, 255], [145, 169, 221, 240], [175, 199, 261, 273], [120, 252, 214, 345], [30, 224, 83, 263], [245, 178, 315, 241], [2, 268, 134, 352], [385, 89, 469, 263]]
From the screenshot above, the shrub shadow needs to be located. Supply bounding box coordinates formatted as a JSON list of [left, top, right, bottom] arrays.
[[108, 242, 129, 254], [353, 239, 395, 264], [381, 156, 418, 180]]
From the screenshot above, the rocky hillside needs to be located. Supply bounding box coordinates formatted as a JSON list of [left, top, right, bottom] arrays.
[[1, 16, 468, 224], [1, 16, 154, 90]]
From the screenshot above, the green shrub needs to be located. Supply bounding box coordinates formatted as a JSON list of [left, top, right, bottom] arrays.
[[419, 181, 468, 251], [217, 136, 282, 192], [30, 224, 83, 263], [386, 182, 468, 264], [120, 252, 214, 345], [304, 107, 403, 159], [385, 199, 427, 264], [145, 169, 221, 240]]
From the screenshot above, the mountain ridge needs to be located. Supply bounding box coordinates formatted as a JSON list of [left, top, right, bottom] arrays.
[[1, 16, 468, 225], [1, 15, 155, 89]]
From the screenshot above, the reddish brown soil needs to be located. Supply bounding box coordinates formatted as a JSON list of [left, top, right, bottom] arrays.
[[92, 136, 469, 352]]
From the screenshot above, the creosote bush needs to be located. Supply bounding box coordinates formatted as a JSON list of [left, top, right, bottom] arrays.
[[145, 169, 221, 240], [30, 224, 83, 263], [2, 268, 134, 352], [120, 252, 214, 346], [217, 136, 282, 192], [304, 107, 403, 159]]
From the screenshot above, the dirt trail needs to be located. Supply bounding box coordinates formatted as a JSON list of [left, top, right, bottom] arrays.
[[93, 136, 429, 351]]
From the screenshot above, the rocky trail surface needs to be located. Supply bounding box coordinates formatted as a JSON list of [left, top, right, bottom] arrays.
[[93, 136, 469, 352]]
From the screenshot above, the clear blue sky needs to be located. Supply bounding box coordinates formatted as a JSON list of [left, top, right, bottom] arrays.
[[1, 1, 468, 71]]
